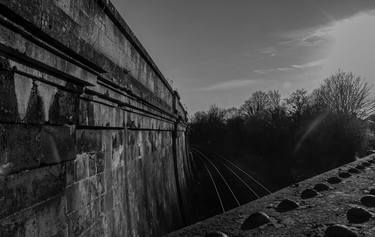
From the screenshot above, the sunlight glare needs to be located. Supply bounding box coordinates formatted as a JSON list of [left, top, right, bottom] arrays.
[[323, 11, 375, 85]]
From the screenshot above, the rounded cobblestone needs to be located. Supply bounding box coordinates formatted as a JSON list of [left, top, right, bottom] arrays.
[[205, 231, 228, 237], [241, 212, 271, 230], [360, 195, 375, 207], [314, 183, 330, 192], [327, 177, 341, 184], [346, 207, 371, 223], [356, 165, 365, 170], [347, 168, 360, 174], [301, 189, 319, 199], [324, 224, 357, 237], [276, 199, 299, 212], [338, 172, 351, 178], [362, 162, 371, 167]]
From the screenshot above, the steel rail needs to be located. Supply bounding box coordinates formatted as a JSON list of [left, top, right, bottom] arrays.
[[193, 153, 226, 213], [214, 152, 272, 194], [220, 161, 260, 199], [193, 147, 260, 199], [192, 148, 241, 207], [192, 145, 272, 195]]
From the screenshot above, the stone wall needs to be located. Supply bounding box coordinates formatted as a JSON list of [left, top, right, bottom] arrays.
[[0, 0, 191, 236]]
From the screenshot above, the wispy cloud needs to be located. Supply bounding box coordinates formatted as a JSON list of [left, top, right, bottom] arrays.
[[292, 59, 325, 69], [195, 78, 258, 92], [254, 59, 325, 74], [279, 26, 332, 47], [253, 69, 272, 74], [254, 67, 293, 74], [257, 46, 277, 57]]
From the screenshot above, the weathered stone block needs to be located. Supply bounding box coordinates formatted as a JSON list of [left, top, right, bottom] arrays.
[[40, 125, 76, 165], [65, 160, 75, 186], [0, 164, 66, 219], [0, 124, 41, 174], [103, 211, 115, 237], [113, 202, 126, 237], [66, 182, 78, 213], [76, 129, 102, 153], [65, 178, 92, 214], [74, 154, 89, 182], [0, 58, 19, 122], [90, 219, 105, 237], [0, 194, 66, 237], [67, 208, 91, 237], [0, 124, 76, 174], [89, 176, 99, 202], [104, 190, 114, 213], [23, 83, 46, 124], [96, 151, 105, 173], [104, 169, 113, 196], [78, 99, 95, 126], [48, 88, 80, 125], [97, 172, 105, 196], [88, 153, 97, 177], [99, 195, 105, 214]]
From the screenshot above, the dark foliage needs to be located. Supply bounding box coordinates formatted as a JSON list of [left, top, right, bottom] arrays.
[[189, 71, 374, 189]]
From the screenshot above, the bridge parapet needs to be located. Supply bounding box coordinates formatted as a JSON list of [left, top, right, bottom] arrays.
[[0, 1, 190, 236]]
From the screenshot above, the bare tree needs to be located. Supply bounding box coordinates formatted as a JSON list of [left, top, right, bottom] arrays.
[[285, 89, 309, 116], [207, 105, 226, 123], [315, 70, 375, 118], [190, 111, 207, 123], [224, 107, 240, 120], [268, 90, 281, 109], [240, 91, 270, 117]]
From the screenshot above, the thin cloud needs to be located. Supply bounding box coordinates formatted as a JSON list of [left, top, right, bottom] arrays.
[[292, 59, 325, 69], [257, 46, 277, 56], [253, 69, 276, 74], [300, 28, 331, 46], [254, 59, 325, 74], [254, 67, 292, 74], [277, 67, 294, 71], [279, 26, 332, 47], [196, 79, 258, 92]]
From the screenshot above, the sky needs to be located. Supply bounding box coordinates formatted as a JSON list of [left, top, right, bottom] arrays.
[[111, 0, 375, 114]]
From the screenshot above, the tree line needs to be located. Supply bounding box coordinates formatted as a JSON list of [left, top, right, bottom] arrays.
[[189, 71, 375, 188]]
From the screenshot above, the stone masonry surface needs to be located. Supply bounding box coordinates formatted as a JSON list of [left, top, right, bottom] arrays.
[[0, 0, 191, 236]]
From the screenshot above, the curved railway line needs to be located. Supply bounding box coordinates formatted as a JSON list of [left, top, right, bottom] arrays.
[[191, 146, 271, 214]]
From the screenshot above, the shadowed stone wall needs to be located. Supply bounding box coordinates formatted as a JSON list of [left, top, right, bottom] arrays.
[[0, 0, 191, 236]]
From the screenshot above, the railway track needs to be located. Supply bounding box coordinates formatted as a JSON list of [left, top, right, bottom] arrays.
[[191, 146, 271, 214]]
